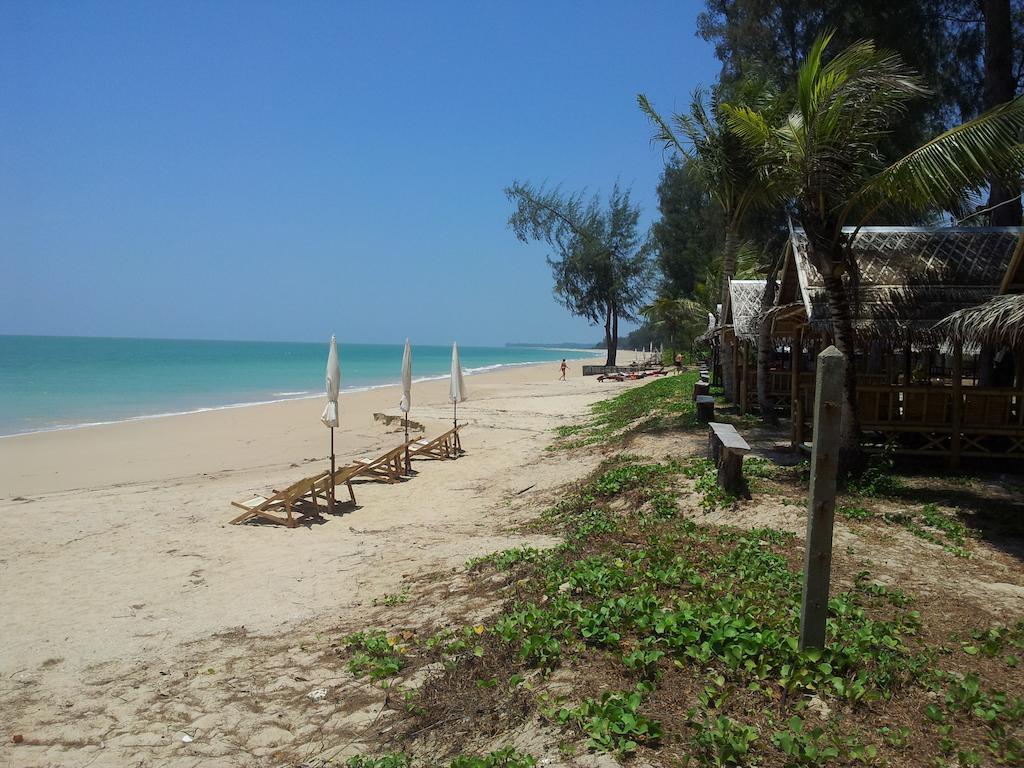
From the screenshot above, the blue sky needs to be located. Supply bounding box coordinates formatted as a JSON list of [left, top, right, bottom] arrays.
[[1, 1, 719, 345]]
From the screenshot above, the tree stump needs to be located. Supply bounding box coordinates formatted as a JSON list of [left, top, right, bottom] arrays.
[[693, 380, 711, 400], [696, 395, 715, 424], [707, 422, 750, 495], [718, 451, 743, 494]]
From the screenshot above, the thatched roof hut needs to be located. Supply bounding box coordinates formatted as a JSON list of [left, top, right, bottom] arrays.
[[724, 279, 767, 343], [775, 225, 1024, 344]]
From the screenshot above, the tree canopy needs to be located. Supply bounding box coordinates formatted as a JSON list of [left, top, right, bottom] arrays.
[[505, 181, 654, 365]]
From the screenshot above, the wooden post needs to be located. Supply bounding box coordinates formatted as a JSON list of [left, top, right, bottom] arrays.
[[950, 340, 963, 469], [799, 345, 845, 650], [696, 395, 715, 424], [739, 341, 749, 414], [790, 332, 801, 445]]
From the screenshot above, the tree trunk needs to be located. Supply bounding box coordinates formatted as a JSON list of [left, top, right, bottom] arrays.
[[983, 0, 1022, 225], [821, 272, 862, 466], [603, 303, 614, 366], [609, 300, 619, 366], [720, 227, 740, 400], [756, 268, 779, 423]]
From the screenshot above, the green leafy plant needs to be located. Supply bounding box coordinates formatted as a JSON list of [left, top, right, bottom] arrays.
[[689, 715, 760, 767], [343, 630, 407, 681], [559, 687, 662, 754], [771, 716, 839, 765], [345, 755, 412, 768], [373, 591, 410, 607], [838, 503, 874, 520], [449, 747, 537, 767], [848, 444, 902, 497]]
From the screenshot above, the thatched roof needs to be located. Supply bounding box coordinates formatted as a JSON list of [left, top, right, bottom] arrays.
[[725, 279, 767, 342], [934, 293, 1024, 349], [779, 226, 1024, 343]]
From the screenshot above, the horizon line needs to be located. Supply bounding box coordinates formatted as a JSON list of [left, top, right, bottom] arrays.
[[0, 332, 602, 348]]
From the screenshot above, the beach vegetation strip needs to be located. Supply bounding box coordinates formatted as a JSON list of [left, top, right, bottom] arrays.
[[332, 451, 1023, 766], [553, 369, 700, 448]]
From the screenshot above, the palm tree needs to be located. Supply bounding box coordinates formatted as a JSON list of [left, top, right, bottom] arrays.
[[726, 32, 1024, 461], [638, 86, 777, 401], [640, 295, 710, 352]]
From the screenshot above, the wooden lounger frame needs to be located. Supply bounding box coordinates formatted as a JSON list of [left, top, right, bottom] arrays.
[[408, 426, 462, 461], [230, 462, 364, 528], [354, 444, 407, 483], [229, 473, 323, 528], [229, 434, 459, 528]]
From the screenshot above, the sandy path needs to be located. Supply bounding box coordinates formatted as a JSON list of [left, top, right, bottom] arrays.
[[0, 355, 641, 767]]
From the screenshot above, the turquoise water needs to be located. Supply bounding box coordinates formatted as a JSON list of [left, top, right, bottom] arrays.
[[0, 336, 597, 437]]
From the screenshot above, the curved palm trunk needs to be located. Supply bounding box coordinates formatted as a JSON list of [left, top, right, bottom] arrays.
[[720, 228, 740, 400], [756, 276, 779, 423], [983, 0, 1022, 226], [821, 273, 862, 467]]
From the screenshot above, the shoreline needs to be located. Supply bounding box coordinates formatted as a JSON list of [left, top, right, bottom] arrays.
[[0, 354, 607, 498], [0, 353, 603, 440], [0, 352, 639, 689]]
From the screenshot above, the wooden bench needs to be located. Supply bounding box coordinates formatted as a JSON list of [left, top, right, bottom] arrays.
[[707, 421, 750, 493], [696, 395, 715, 424]]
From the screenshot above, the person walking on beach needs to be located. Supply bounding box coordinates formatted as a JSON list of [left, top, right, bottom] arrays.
[[674, 352, 683, 374], [559, 359, 568, 380]]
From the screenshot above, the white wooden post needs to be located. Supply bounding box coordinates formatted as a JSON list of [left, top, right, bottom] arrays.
[[799, 345, 845, 650]]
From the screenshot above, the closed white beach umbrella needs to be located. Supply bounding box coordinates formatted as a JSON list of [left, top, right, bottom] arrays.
[[321, 335, 340, 427], [400, 339, 412, 472], [449, 342, 466, 456], [449, 342, 466, 422], [321, 335, 341, 509], [400, 338, 412, 414]]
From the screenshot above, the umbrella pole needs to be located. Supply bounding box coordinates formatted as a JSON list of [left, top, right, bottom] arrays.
[[404, 414, 411, 474], [330, 427, 336, 513]]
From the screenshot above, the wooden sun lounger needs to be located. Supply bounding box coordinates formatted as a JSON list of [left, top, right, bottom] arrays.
[[354, 444, 407, 483], [408, 426, 462, 461], [293, 463, 361, 513], [230, 460, 367, 528], [229, 473, 324, 528]]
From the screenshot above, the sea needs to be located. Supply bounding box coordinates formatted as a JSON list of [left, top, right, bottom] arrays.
[[0, 336, 598, 438]]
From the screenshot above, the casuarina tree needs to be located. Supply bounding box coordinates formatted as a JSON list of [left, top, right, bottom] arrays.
[[506, 181, 654, 366]]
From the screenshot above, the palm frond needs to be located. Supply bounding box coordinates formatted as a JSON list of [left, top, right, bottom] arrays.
[[935, 294, 1024, 349], [637, 93, 690, 159], [859, 95, 1024, 216]]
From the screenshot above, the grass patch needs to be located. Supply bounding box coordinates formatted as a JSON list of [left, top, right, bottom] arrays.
[[333, 454, 1021, 766], [553, 371, 699, 448]]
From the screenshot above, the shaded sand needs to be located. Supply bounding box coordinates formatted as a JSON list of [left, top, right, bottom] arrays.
[[0, 353, 643, 766]]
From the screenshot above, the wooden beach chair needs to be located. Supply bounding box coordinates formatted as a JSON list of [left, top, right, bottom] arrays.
[[353, 444, 407, 482], [295, 463, 361, 512], [229, 473, 323, 528], [408, 426, 461, 461]]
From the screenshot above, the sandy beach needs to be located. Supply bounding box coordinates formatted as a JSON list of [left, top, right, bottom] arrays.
[[0, 353, 641, 766]]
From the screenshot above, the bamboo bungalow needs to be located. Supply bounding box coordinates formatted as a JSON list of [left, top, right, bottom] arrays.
[[772, 225, 1024, 464]]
